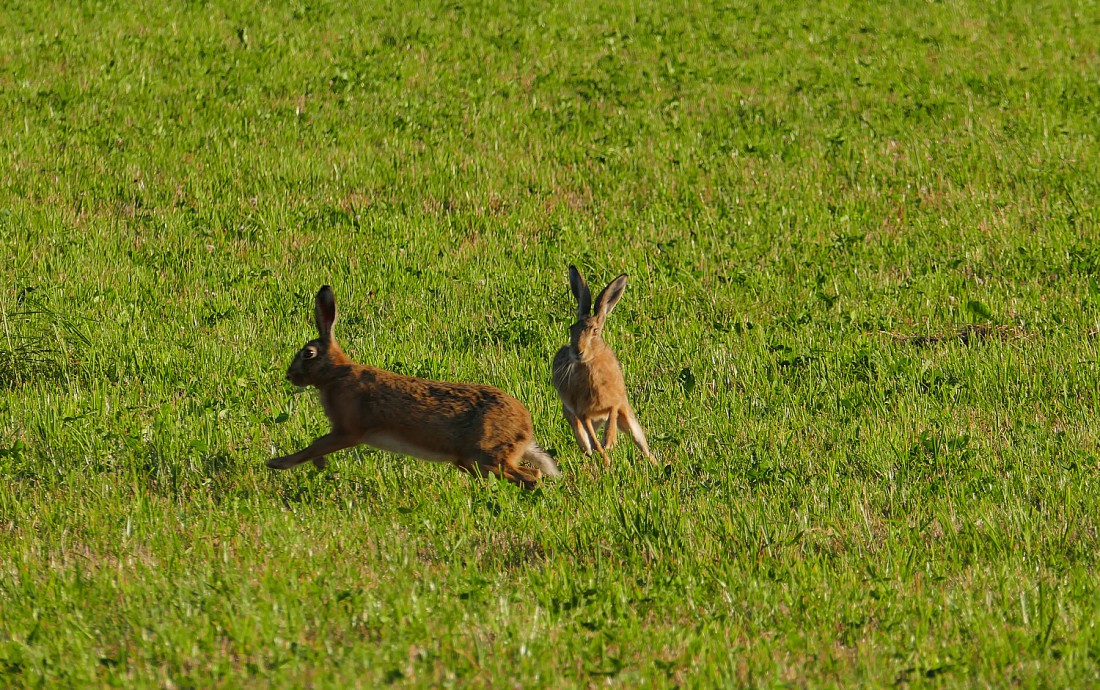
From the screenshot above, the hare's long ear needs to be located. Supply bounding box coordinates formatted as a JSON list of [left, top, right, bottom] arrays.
[[568, 265, 592, 319], [593, 274, 628, 323], [314, 285, 337, 342]]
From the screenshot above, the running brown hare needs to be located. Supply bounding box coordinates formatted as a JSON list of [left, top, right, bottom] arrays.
[[551, 266, 653, 466], [267, 286, 559, 489]]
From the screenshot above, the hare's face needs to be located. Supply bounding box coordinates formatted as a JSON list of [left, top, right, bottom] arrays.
[[569, 316, 603, 359], [286, 339, 329, 387]]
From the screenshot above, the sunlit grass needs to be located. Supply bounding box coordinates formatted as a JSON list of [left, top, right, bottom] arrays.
[[1, 0, 1099, 686]]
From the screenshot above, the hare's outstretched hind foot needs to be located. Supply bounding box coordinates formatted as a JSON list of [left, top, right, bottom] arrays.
[[621, 407, 656, 465], [493, 441, 555, 490], [503, 464, 541, 491], [457, 451, 543, 491], [498, 443, 544, 490]]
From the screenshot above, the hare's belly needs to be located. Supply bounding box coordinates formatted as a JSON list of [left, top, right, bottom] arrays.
[[362, 431, 455, 463]]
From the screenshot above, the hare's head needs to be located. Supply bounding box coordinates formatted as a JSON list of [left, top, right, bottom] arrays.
[[566, 266, 627, 359], [286, 285, 346, 387]]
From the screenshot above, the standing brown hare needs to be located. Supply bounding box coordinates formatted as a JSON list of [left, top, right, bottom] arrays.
[[551, 266, 653, 466], [267, 286, 559, 489]]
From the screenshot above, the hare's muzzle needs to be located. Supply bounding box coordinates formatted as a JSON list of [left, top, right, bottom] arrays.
[[285, 368, 304, 387]]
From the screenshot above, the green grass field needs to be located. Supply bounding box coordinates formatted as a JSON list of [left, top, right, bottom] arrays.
[[2, 0, 1099, 686]]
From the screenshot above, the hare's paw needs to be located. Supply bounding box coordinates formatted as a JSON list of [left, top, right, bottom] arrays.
[[267, 455, 300, 470]]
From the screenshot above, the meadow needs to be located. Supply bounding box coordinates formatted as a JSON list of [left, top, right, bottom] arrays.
[[2, 0, 1099, 686]]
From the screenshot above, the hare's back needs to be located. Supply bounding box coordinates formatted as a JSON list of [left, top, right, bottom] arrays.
[[369, 369, 530, 429]]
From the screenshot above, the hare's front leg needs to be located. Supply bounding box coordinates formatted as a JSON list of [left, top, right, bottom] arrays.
[[563, 407, 593, 455], [268, 432, 358, 469], [602, 407, 620, 451], [581, 416, 611, 467]]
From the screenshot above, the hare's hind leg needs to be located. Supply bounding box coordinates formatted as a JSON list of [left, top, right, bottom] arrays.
[[268, 432, 358, 470], [455, 457, 506, 483], [621, 406, 654, 462], [467, 445, 540, 491], [500, 441, 542, 490], [581, 416, 611, 467], [475, 464, 538, 491], [503, 463, 540, 490]]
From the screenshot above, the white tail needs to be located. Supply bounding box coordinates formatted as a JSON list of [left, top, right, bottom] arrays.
[[523, 443, 561, 478]]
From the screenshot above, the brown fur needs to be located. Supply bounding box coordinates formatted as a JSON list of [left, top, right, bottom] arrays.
[[267, 286, 559, 489], [551, 266, 653, 466]]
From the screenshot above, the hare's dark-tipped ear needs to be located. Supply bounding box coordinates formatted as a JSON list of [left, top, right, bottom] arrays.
[[594, 274, 628, 322], [314, 285, 337, 341], [568, 265, 592, 319]]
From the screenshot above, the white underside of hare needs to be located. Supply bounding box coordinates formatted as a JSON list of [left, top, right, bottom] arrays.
[[362, 431, 456, 464]]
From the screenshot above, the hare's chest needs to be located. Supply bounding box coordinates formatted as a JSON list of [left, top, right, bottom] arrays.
[[562, 362, 624, 412], [318, 388, 359, 432], [588, 371, 626, 406]]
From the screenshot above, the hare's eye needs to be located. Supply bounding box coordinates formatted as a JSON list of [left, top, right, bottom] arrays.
[[302, 347, 317, 360]]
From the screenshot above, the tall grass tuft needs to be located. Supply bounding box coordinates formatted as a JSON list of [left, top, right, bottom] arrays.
[[0, 294, 89, 387]]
